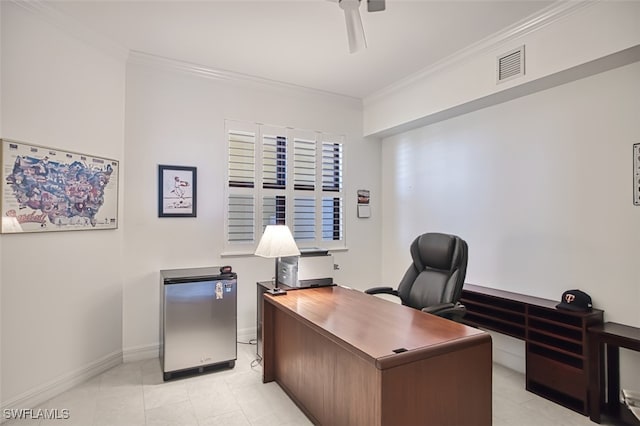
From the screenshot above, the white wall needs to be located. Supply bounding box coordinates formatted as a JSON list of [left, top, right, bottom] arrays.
[[0, 2, 126, 408], [122, 54, 382, 360], [381, 61, 640, 388], [0, 1, 382, 407], [4, 0, 635, 415], [364, 1, 640, 137]]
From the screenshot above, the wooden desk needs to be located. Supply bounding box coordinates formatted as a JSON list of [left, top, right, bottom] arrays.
[[589, 322, 640, 424], [256, 280, 335, 358], [262, 285, 492, 426]]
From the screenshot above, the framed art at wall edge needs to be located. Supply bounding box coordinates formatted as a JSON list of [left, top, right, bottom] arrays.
[[158, 164, 197, 217], [0, 138, 119, 234], [357, 189, 371, 218], [634, 143, 639, 206]]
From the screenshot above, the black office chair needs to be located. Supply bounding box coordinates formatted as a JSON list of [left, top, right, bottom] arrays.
[[365, 232, 468, 321]]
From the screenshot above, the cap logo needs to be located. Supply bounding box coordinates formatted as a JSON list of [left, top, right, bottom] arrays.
[[565, 294, 575, 303]]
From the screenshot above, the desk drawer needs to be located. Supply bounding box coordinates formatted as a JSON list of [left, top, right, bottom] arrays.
[[527, 352, 586, 399]]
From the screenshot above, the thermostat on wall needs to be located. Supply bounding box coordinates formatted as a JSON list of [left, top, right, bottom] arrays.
[[634, 143, 640, 206]]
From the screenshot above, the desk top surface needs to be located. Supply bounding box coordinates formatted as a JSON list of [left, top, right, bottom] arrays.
[[265, 285, 488, 369]]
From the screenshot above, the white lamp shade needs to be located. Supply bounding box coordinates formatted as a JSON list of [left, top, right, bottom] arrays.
[[254, 225, 300, 258]]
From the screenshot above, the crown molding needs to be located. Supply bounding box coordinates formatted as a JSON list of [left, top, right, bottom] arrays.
[[363, 0, 598, 105], [10, 0, 593, 108], [127, 51, 362, 106], [10, 0, 361, 105], [10, 0, 130, 62]]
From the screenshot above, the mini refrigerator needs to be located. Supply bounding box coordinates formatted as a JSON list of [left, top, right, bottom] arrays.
[[160, 266, 237, 381]]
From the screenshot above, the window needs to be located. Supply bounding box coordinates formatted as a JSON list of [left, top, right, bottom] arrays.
[[225, 120, 345, 253]]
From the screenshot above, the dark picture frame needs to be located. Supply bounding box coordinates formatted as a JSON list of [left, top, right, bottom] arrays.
[[158, 165, 197, 217], [634, 143, 640, 206]]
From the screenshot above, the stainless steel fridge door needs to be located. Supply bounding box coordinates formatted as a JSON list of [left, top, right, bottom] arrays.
[[163, 279, 237, 372]]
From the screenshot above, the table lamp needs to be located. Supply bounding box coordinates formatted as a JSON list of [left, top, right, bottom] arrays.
[[254, 224, 300, 295]]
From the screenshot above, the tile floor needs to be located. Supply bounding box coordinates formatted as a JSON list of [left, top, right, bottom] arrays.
[[4, 342, 609, 426]]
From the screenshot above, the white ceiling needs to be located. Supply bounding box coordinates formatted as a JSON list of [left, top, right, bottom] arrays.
[[46, 0, 555, 99]]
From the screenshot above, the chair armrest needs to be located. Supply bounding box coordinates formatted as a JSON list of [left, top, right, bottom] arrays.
[[422, 302, 466, 321], [364, 287, 398, 296], [421, 303, 455, 314]]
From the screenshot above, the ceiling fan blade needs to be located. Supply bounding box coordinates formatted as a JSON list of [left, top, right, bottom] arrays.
[[367, 0, 385, 12], [339, 0, 367, 53]]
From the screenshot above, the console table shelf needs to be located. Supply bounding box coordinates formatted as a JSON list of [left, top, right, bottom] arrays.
[[461, 283, 604, 415], [589, 322, 640, 425]]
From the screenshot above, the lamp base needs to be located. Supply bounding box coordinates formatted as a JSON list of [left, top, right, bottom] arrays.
[[267, 288, 287, 296]]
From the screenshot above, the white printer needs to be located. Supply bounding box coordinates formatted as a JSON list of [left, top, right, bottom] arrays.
[[277, 248, 334, 288]]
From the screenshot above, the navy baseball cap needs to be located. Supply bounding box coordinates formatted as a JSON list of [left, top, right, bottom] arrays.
[[556, 289, 593, 311]]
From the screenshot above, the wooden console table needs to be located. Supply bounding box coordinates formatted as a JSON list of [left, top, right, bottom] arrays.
[[262, 285, 492, 426], [460, 284, 604, 415], [589, 322, 640, 425]]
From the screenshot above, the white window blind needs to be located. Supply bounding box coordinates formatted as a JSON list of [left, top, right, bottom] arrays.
[[263, 134, 286, 189], [293, 196, 315, 241], [322, 141, 342, 192], [228, 130, 255, 188], [227, 194, 254, 242], [263, 195, 285, 227], [322, 196, 343, 241], [294, 137, 316, 191], [224, 120, 345, 252]]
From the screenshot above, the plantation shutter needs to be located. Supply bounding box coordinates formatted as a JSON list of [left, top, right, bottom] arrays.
[[263, 135, 286, 189], [294, 137, 316, 191], [294, 196, 315, 241], [322, 196, 343, 241], [263, 195, 286, 227], [322, 142, 342, 192], [228, 194, 254, 242], [228, 130, 255, 188], [225, 120, 346, 252]]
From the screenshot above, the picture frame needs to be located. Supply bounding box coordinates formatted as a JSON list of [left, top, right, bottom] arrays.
[[1, 138, 119, 234], [158, 165, 197, 217], [634, 143, 640, 206], [357, 189, 371, 218]]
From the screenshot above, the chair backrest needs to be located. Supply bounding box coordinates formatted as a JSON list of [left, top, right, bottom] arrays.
[[396, 232, 468, 310]]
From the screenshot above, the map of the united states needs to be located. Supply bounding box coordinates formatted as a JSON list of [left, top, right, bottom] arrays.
[[6, 154, 115, 228]]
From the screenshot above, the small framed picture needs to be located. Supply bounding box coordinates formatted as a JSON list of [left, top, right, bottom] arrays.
[[158, 165, 197, 217]]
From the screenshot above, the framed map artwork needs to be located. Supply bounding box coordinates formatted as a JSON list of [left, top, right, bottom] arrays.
[[1, 139, 119, 234], [158, 165, 197, 218]]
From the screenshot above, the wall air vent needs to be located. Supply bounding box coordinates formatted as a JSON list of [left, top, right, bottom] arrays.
[[497, 45, 525, 84]]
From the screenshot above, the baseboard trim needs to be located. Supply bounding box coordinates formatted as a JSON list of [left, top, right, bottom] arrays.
[[122, 344, 159, 363], [1, 350, 122, 414], [237, 326, 256, 344], [493, 346, 526, 374], [487, 330, 526, 374]]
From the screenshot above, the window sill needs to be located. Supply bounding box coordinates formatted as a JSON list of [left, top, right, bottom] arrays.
[[221, 247, 348, 258]]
